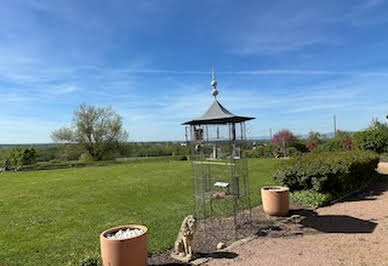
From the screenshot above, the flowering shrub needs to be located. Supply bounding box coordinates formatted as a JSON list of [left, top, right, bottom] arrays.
[[271, 130, 297, 146]]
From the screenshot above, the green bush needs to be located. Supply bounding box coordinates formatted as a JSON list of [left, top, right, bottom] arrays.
[[273, 150, 379, 195], [354, 120, 388, 154], [286, 147, 302, 157], [0, 147, 37, 167], [246, 143, 282, 158], [380, 153, 388, 162], [290, 141, 308, 153], [291, 190, 333, 208], [354, 129, 388, 154], [314, 139, 343, 152], [79, 152, 94, 163]]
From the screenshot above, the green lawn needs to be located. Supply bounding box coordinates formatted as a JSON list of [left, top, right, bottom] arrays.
[[0, 159, 276, 265]]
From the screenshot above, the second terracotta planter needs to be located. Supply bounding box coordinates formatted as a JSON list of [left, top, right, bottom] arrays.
[[261, 186, 290, 216], [100, 224, 148, 266]]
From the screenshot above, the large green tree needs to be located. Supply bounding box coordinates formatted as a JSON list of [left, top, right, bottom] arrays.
[[51, 104, 128, 160], [354, 119, 388, 154]]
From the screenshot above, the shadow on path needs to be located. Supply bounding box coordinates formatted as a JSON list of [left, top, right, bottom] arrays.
[[148, 259, 191, 266], [339, 174, 388, 203], [148, 252, 238, 266], [195, 251, 238, 259], [290, 209, 378, 234]]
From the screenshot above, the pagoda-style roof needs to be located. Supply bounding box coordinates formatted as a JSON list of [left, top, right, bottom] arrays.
[[182, 99, 254, 125]]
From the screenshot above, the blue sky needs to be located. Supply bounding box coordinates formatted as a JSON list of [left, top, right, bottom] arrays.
[[1, 0, 388, 143]]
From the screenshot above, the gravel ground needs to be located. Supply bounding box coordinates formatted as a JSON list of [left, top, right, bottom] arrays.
[[205, 166, 388, 266], [148, 202, 307, 265]]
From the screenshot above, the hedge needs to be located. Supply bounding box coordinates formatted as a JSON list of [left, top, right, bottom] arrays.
[[273, 150, 379, 195]]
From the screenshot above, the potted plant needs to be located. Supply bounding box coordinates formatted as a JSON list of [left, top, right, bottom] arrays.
[[100, 224, 148, 266], [261, 186, 289, 216]]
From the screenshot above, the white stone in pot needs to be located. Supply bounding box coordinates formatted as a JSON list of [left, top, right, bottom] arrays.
[[105, 228, 144, 240]]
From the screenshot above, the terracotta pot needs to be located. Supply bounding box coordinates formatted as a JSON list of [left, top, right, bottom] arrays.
[[261, 186, 289, 216], [100, 224, 148, 266]]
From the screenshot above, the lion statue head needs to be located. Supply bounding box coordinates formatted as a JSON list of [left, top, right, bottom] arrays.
[[182, 215, 196, 237]]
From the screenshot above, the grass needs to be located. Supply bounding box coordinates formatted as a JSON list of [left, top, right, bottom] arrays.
[[0, 158, 276, 265]]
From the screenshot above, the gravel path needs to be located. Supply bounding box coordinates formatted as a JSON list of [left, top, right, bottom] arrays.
[[205, 167, 388, 266]]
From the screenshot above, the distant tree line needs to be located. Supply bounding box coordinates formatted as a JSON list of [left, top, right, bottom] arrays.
[[0, 142, 189, 170], [1, 104, 386, 170], [246, 118, 388, 159], [0, 104, 189, 171]]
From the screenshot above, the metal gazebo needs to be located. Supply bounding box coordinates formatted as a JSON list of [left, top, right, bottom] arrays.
[[183, 71, 255, 238]]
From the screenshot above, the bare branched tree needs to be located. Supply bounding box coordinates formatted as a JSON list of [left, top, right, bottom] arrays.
[[52, 104, 128, 160]]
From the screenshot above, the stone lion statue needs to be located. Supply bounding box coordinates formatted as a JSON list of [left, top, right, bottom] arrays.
[[171, 215, 197, 261]]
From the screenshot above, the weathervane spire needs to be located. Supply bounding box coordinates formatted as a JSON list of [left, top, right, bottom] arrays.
[[211, 67, 218, 99]]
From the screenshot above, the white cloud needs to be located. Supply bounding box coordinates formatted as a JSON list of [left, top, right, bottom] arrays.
[[50, 84, 78, 95]]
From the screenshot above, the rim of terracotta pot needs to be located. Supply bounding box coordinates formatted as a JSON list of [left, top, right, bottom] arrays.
[[261, 186, 289, 192], [100, 224, 148, 241]]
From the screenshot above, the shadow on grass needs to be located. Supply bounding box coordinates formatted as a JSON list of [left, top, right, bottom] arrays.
[[290, 209, 377, 234]]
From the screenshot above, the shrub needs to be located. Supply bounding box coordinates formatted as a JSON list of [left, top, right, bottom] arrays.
[[341, 137, 354, 151], [380, 153, 388, 162], [291, 190, 333, 208], [0, 147, 37, 167], [273, 150, 379, 195], [18, 147, 37, 165], [291, 141, 308, 153], [60, 144, 84, 161], [354, 129, 388, 154], [272, 129, 297, 156], [286, 147, 302, 157], [305, 131, 321, 151], [246, 143, 280, 158], [354, 119, 388, 154], [79, 152, 94, 163], [101, 151, 118, 161], [314, 139, 343, 152], [335, 130, 354, 151], [272, 129, 297, 146]]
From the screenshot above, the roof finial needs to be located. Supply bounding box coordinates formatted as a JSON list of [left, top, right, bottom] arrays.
[[211, 67, 218, 99]]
